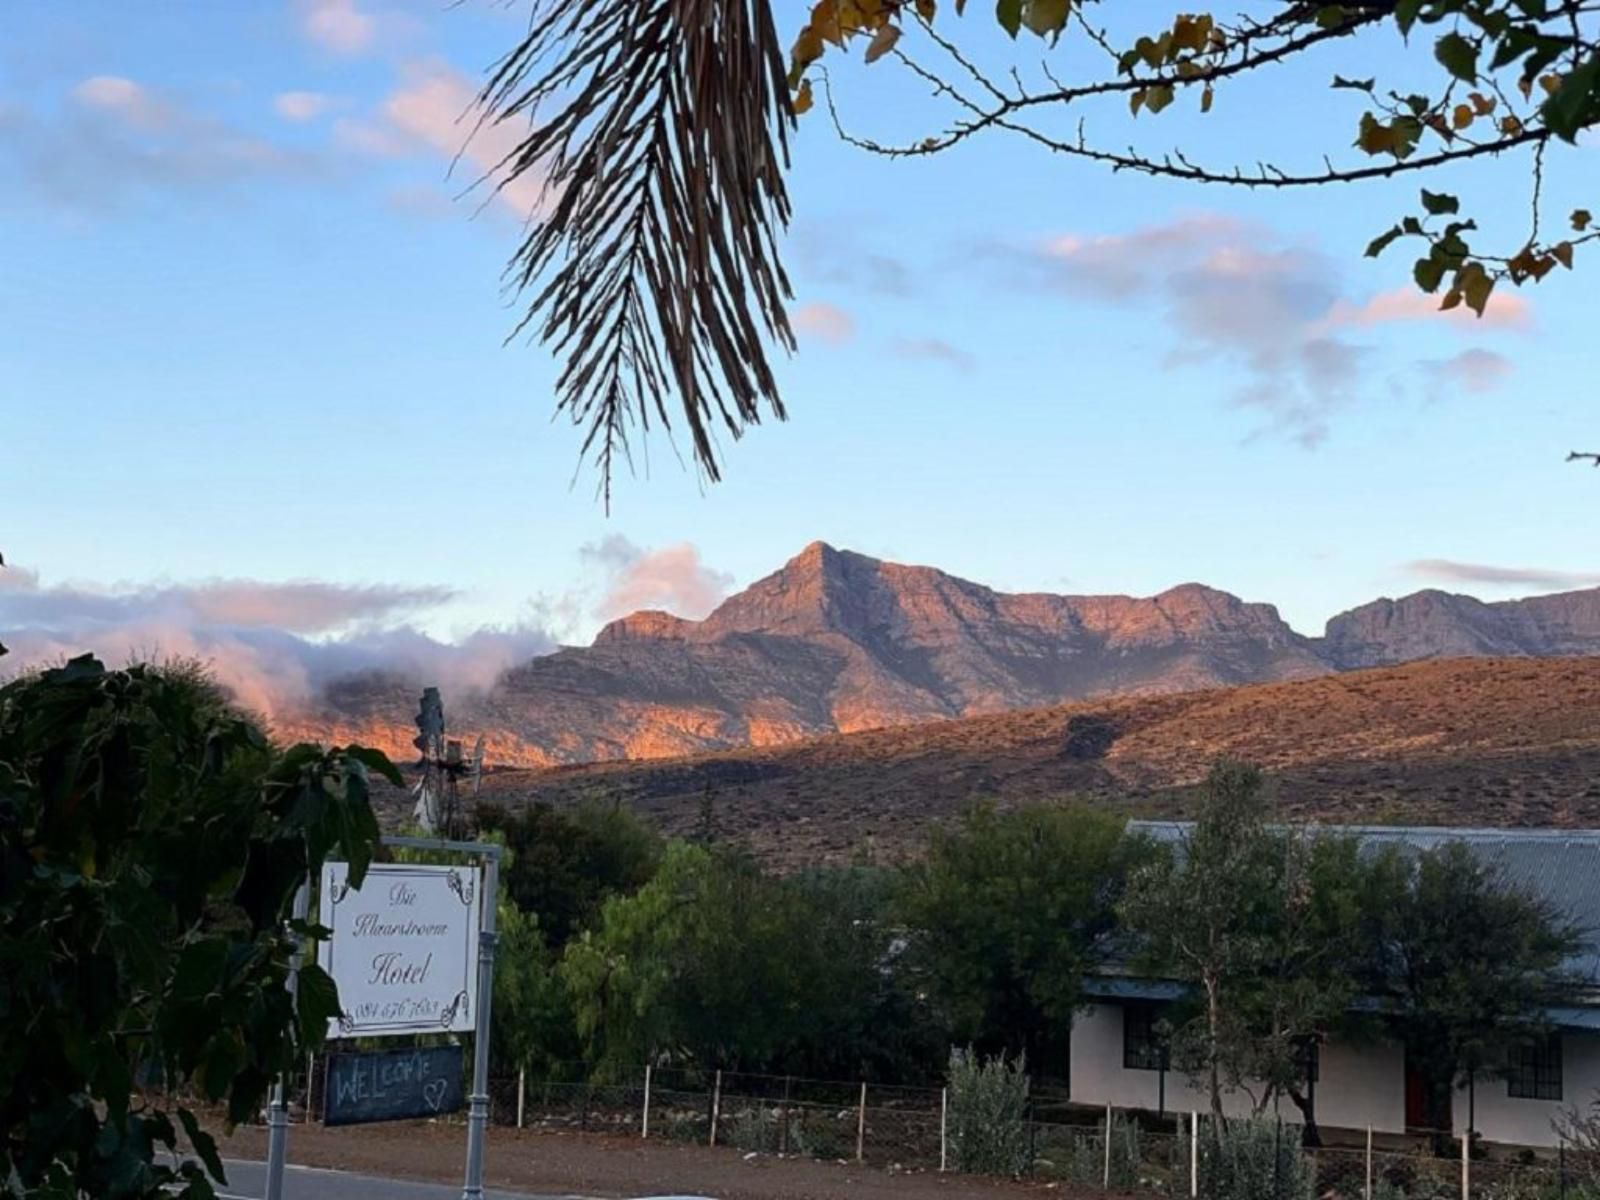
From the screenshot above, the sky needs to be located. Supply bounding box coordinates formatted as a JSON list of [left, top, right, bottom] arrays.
[[3, 0, 1598, 717]]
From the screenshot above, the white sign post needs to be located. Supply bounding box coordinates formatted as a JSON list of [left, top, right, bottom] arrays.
[[318, 862, 482, 1038], [260, 840, 499, 1200]]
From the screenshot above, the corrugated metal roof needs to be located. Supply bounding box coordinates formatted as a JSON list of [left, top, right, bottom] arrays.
[[1127, 822, 1600, 984]]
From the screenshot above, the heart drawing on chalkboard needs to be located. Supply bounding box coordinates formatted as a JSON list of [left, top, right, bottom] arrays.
[[423, 1079, 448, 1113]]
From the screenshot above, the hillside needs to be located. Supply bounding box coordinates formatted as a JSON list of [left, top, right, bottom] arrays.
[[464, 657, 1600, 867], [279, 542, 1600, 769]]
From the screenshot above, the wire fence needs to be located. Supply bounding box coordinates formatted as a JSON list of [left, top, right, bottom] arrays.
[[278, 1056, 1600, 1200]]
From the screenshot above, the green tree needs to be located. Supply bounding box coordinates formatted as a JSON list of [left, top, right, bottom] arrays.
[[0, 655, 392, 1199], [492, 902, 581, 1077], [560, 842, 901, 1076], [477, 800, 661, 949], [896, 803, 1147, 1074], [1121, 761, 1287, 1127], [1359, 840, 1584, 1140], [472, 0, 1600, 493]]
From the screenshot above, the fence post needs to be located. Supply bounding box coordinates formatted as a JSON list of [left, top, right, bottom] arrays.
[[779, 1076, 791, 1156], [516, 1068, 526, 1130], [1561, 1137, 1568, 1200], [1461, 1124, 1469, 1200], [709, 1070, 722, 1147], [856, 1082, 867, 1163], [940, 1087, 948, 1173], [1104, 1102, 1113, 1188], [1190, 1112, 1199, 1200], [641, 1065, 652, 1140], [1365, 1126, 1373, 1200]]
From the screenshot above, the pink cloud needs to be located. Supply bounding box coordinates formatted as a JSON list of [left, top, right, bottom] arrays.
[[793, 301, 856, 345], [1323, 286, 1531, 331], [72, 76, 173, 130], [345, 61, 547, 219], [580, 536, 733, 621]]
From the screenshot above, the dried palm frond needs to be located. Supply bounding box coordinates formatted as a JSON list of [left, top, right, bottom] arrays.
[[482, 0, 795, 504]]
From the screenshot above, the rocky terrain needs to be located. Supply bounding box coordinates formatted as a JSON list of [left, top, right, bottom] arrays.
[[458, 657, 1600, 867], [279, 541, 1600, 770]]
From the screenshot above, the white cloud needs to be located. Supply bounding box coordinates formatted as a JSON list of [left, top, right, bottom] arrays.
[[1322, 286, 1532, 332], [300, 0, 377, 55], [1405, 559, 1600, 590], [793, 301, 856, 345], [275, 90, 333, 121], [1424, 347, 1513, 395], [0, 566, 554, 721], [891, 336, 975, 372]]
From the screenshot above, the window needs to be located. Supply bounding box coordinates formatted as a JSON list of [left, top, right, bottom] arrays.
[[1124, 1004, 1167, 1071], [1507, 1035, 1563, 1101]]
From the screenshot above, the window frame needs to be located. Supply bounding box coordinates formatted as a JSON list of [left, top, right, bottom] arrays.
[[1506, 1034, 1563, 1102], [1123, 1002, 1168, 1072]]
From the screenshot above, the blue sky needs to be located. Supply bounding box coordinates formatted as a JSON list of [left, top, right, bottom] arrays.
[[3, 0, 1598, 709]]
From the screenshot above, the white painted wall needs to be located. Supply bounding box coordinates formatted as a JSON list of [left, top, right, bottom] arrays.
[[1454, 1033, 1600, 1148], [1070, 1003, 1406, 1135]]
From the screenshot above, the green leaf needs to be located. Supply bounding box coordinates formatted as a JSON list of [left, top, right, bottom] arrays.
[[1414, 256, 1447, 293], [1332, 75, 1375, 92], [1023, 0, 1070, 37], [1143, 84, 1175, 114], [1365, 225, 1404, 258], [1420, 189, 1460, 215], [177, 1108, 228, 1186], [1435, 32, 1479, 82], [1540, 56, 1600, 143], [296, 962, 342, 1050], [1574, 209, 1593, 232], [340, 744, 403, 788], [996, 0, 1022, 38], [1395, 0, 1425, 37]]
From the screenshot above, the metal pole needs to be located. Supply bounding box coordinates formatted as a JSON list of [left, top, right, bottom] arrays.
[[265, 880, 311, 1200], [1461, 1118, 1469, 1200], [1365, 1126, 1373, 1200], [1190, 1112, 1199, 1200], [641, 1065, 652, 1139], [461, 851, 500, 1200], [940, 1087, 948, 1173], [1103, 1102, 1113, 1188], [856, 1082, 867, 1163], [516, 1067, 526, 1130], [709, 1070, 722, 1147]]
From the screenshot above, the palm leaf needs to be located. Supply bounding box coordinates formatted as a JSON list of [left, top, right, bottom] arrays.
[[482, 0, 795, 504]]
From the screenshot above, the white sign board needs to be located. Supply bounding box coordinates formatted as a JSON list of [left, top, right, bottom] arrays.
[[318, 862, 481, 1038]]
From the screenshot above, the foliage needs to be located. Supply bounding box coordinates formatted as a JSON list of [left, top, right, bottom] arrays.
[[492, 902, 581, 1076], [1122, 764, 1378, 1142], [1052, 1111, 1144, 1188], [560, 842, 920, 1078], [0, 655, 393, 1199], [1120, 762, 1285, 1124], [945, 1046, 1031, 1177], [1357, 840, 1584, 1134], [478, 0, 795, 504], [477, 800, 662, 950], [1197, 1115, 1314, 1200], [896, 803, 1147, 1071], [479, 0, 1599, 492]]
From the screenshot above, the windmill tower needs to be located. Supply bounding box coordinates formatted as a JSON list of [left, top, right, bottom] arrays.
[[410, 687, 485, 839]]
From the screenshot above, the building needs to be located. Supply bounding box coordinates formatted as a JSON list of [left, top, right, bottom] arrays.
[[1068, 824, 1600, 1148]]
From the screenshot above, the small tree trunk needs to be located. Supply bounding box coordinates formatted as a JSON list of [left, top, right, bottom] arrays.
[[1287, 1086, 1323, 1148], [1204, 972, 1225, 1134]]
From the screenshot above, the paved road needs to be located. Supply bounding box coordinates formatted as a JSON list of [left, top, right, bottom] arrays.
[[214, 1159, 579, 1200]]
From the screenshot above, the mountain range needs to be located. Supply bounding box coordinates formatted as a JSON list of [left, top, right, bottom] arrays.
[[277, 541, 1600, 767]]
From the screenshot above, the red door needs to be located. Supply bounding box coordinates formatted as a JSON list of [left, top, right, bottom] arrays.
[[1405, 1055, 1452, 1133]]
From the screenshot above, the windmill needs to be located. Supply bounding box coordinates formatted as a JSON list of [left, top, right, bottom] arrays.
[[410, 687, 486, 839]]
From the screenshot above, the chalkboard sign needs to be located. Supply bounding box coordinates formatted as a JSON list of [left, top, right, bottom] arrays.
[[322, 1045, 464, 1127]]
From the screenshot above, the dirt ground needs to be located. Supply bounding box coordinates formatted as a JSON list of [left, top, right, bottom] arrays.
[[219, 1119, 1073, 1200]]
